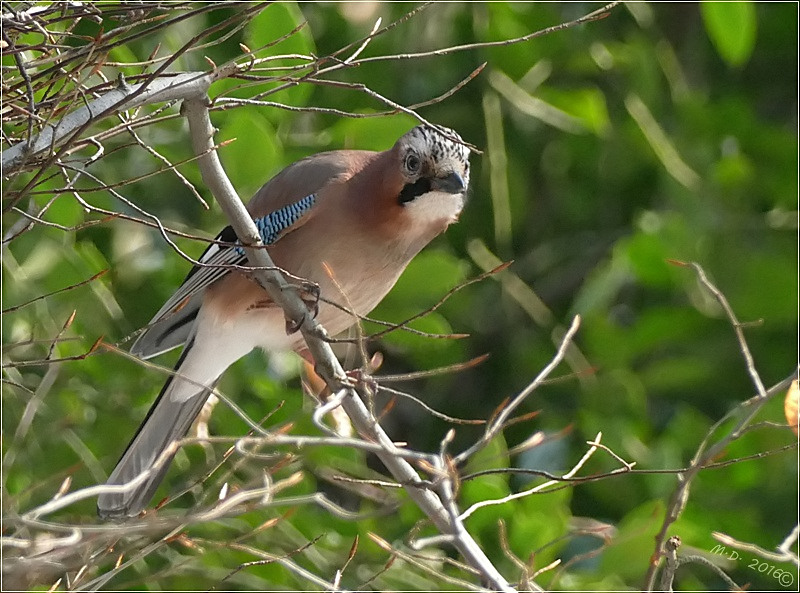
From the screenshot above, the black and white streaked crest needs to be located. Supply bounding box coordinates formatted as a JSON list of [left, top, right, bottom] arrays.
[[401, 125, 471, 189]]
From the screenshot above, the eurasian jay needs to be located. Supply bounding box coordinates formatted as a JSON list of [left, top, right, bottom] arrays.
[[97, 124, 471, 519]]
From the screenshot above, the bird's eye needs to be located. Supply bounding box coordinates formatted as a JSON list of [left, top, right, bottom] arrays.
[[405, 152, 421, 174]]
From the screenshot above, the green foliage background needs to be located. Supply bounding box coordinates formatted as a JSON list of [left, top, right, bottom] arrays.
[[2, 2, 797, 591]]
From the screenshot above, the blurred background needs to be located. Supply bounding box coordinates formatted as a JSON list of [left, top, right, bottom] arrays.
[[2, 3, 797, 590]]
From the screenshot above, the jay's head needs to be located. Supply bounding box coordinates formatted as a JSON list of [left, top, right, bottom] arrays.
[[391, 126, 469, 230], [395, 125, 471, 209]]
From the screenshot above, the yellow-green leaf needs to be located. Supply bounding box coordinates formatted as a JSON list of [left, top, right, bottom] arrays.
[[701, 1, 757, 67]]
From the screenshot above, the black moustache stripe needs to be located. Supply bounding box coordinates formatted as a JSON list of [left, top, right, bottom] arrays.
[[398, 177, 432, 204]]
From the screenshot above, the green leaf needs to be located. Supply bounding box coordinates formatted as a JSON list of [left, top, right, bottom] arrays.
[[217, 110, 282, 198], [536, 86, 611, 136], [701, 1, 757, 67], [600, 500, 665, 581], [508, 487, 571, 559], [464, 432, 511, 475], [624, 232, 673, 288], [375, 250, 468, 316], [461, 434, 513, 532]]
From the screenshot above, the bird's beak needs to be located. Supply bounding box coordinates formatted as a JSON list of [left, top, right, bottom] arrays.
[[432, 172, 465, 194]]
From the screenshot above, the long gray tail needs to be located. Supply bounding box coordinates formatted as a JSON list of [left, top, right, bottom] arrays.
[[97, 340, 219, 520]]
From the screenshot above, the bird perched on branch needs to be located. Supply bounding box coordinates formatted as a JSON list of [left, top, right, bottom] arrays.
[[98, 124, 471, 519]]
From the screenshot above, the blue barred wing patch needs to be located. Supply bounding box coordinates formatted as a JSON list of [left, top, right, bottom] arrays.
[[236, 193, 317, 255]]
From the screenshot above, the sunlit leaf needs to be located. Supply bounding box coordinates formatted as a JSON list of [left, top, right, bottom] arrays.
[[701, 1, 757, 67]]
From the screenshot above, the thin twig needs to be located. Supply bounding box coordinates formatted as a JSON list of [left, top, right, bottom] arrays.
[[688, 261, 766, 397], [2, 269, 108, 314], [454, 315, 581, 466]]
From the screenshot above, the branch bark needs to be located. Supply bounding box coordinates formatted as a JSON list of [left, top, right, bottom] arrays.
[[2, 69, 233, 173]]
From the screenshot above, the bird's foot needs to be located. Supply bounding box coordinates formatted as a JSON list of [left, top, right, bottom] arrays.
[[283, 281, 320, 334]]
